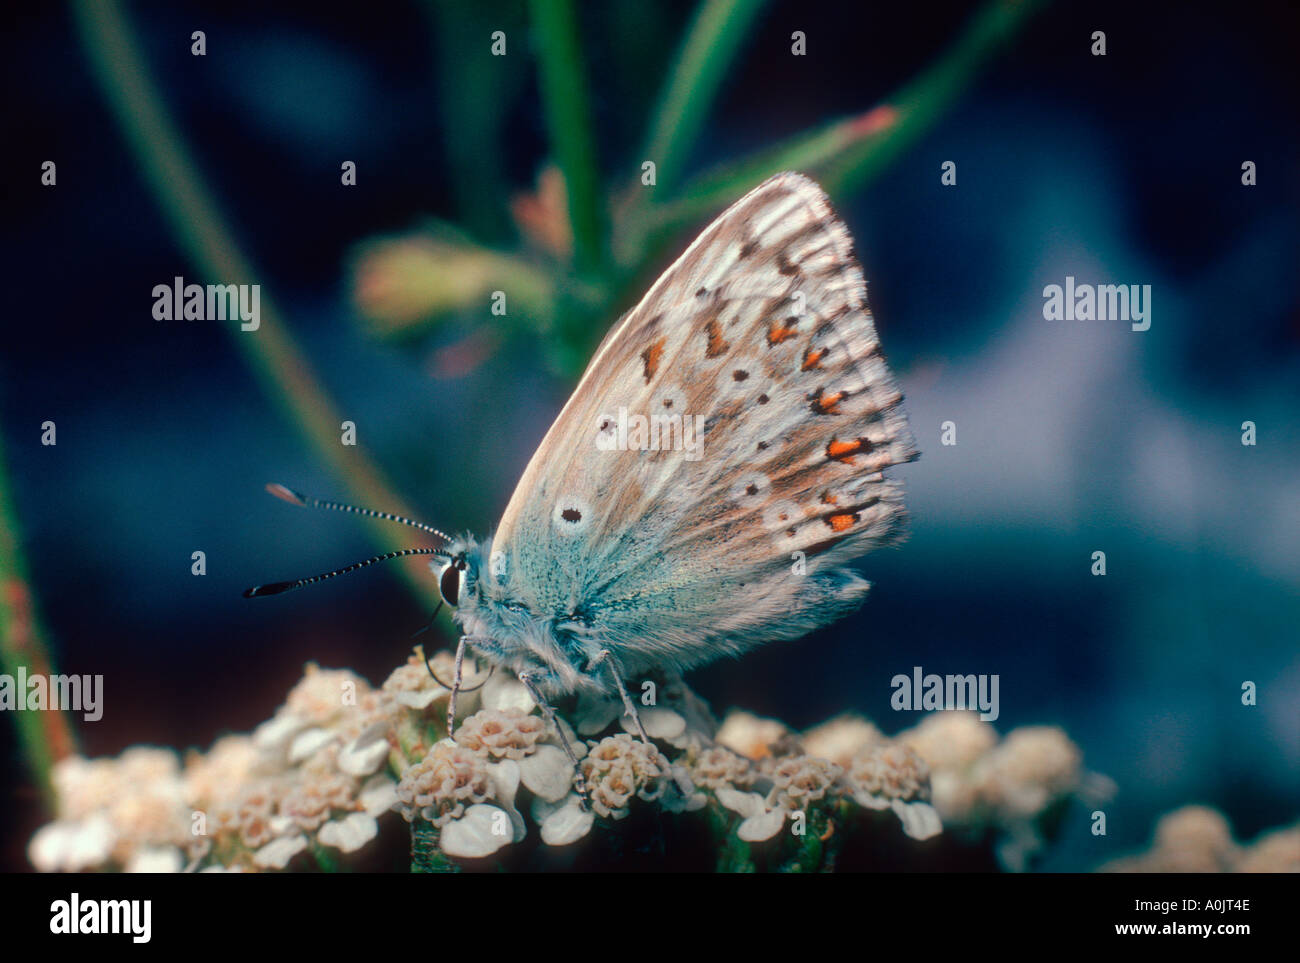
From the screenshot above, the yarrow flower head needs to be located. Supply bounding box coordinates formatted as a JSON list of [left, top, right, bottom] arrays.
[[801, 714, 884, 767], [581, 733, 669, 819], [844, 744, 942, 841], [688, 745, 755, 791], [383, 651, 457, 711], [454, 707, 547, 760], [395, 739, 493, 827], [767, 754, 841, 813], [715, 711, 792, 760]]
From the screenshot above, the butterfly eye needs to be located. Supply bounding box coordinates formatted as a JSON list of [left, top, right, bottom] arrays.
[[438, 561, 463, 607]]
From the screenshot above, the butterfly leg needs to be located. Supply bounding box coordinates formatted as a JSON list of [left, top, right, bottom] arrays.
[[517, 671, 591, 810], [446, 635, 495, 738], [446, 635, 468, 737], [588, 649, 651, 745]]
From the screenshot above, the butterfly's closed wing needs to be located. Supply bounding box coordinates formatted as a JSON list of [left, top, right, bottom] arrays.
[[489, 172, 917, 677]]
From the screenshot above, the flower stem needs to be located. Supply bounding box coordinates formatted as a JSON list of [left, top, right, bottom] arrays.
[[410, 819, 460, 872]]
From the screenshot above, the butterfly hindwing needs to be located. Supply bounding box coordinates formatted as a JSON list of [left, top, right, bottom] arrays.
[[488, 172, 917, 677]]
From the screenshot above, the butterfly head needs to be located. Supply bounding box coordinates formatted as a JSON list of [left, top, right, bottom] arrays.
[[430, 535, 491, 613]]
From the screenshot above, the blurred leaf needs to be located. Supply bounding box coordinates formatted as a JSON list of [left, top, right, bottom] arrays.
[[350, 226, 555, 338], [428, 328, 505, 379], [510, 164, 572, 259]]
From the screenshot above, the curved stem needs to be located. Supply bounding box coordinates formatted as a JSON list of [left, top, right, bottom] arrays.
[[71, 0, 439, 607], [638, 0, 767, 195]]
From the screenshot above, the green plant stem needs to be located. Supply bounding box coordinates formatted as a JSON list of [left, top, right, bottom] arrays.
[[0, 432, 76, 812], [528, 0, 605, 276], [410, 819, 460, 872], [71, 0, 440, 609], [619, 105, 897, 266], [424, 0, 517, 243], [311, 842, 346, 872], [707, 800, 756, 871], [638, 0, 767, 195]]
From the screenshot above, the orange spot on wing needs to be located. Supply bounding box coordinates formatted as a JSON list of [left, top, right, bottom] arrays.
[[811, 390, 844, 414], [826, 437, 873, 463], [802, 347, 825, 371], [705, 319, 729, 358], [640, 337, 665, 383], [827, 512, 858, 532], [820, 491, 838, 505], [767, 320, 798, 346]]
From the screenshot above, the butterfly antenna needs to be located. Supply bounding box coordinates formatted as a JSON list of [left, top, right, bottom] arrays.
[[243, 547, 445, 598], [263, 483, 454, 546]]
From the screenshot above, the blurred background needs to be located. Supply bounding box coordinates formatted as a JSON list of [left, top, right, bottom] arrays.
[[2, 0, 1297, 872]]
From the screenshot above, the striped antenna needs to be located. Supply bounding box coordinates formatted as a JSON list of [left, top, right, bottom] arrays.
[[244, 547, 446, 598], [265, 483, 453, 545]]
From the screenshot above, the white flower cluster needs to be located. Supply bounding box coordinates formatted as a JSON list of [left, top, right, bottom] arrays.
[[893, 712, 1111, 869], [26, 651, 1114, 871], [708, 710, 942, 843], [402, 690, 706, 858], [30, 664, 400, 872], [392, 687, 584, 858], [1102, 806, 1300, 873]]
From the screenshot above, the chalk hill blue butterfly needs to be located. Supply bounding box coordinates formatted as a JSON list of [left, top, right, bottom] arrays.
[[248, 172, 918, 768]]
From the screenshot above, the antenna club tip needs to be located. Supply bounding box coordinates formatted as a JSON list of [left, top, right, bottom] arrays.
[[244, 581, 294, 597], [265, 483, 307, 506]]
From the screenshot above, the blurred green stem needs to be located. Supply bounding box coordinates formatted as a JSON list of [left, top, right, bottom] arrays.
[[528, 0, 605, 276], [0, 432, 75, 812], [637, 0, 767, 196], [619, 105, 897, 265], [72, 0, 440, 609], [424, 0, 517, 242]]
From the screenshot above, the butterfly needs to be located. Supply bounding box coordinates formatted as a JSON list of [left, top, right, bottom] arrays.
[[248, 172, 917, 782]]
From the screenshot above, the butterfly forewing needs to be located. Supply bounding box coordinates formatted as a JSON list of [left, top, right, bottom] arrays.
[[490, 172, 917, 675]]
